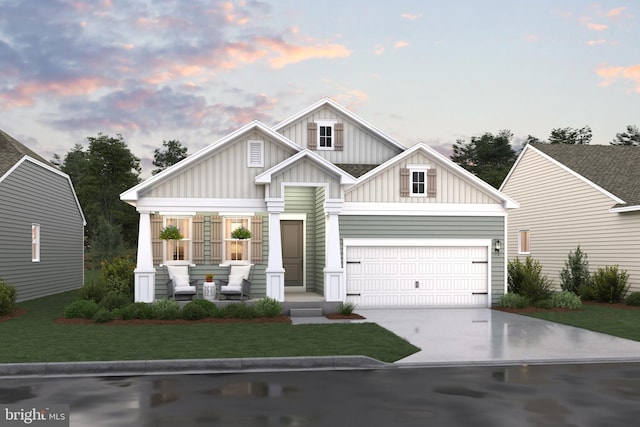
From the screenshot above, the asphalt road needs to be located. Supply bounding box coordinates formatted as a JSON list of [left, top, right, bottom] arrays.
[[2, 363, 640, 426]]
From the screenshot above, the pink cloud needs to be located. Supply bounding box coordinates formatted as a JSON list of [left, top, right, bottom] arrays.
[[587, 22, 608, 31], [606, 7, 627, 17], [394, 41, 409, 49], [401, 13, 422, 21], [524, 34, 539, 42], [587, 39, 606, 46], [373, 44, 385, 55], [255, 36, 351, 69], [596, 65, 640, 92], [333, 90, 369, 110]]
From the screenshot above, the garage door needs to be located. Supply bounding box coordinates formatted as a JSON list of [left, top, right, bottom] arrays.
[[346, 245, 489, 307]]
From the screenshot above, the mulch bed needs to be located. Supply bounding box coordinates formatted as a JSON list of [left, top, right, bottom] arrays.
[[494, 300, 640, 314], [0, 308, 27, 322], [326, 313, 366, 320], [54, 314, 293, 325]]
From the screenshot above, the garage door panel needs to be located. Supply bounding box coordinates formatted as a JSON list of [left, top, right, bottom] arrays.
[[346, 245, 489, 307]]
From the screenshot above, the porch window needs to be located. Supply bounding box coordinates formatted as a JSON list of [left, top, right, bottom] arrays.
[[224, 217, 252, 263], [518, 229, 530, 254], [163, 217, 192, 262], [32, 223, 40, 262]]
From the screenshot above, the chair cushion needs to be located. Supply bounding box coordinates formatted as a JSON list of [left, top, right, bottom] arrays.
[[228, 273, 244, 287], [173, 274, 191, 288], [167, 265, 189, 280], [231, 265, 251, 280], [221, 285, 242, 293], [175, 285, 196, 294]]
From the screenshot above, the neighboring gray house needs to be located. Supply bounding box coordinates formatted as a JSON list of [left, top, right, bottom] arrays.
[[500, 142, 640, 294], [0, 130, 86, 302], [121, 99, 518, 307]]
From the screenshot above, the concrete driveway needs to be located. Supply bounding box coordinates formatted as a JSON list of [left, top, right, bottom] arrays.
[[355, 308, 640, 366]]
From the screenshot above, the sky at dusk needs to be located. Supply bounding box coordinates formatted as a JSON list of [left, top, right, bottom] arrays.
[[1, 0, 639, 177]]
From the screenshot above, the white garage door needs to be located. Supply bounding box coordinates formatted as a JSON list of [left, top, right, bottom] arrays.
[[346, 245, 489, 307]]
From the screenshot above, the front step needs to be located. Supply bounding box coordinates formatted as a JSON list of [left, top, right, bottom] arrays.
[[289, 307, 324, 317]]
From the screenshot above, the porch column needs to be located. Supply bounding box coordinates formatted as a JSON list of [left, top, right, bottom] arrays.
[[324, 200, 344, 302], [134, 211, 155, 303], [265, 200, 285, 302]]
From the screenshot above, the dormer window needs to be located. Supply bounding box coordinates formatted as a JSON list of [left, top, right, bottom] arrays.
[[317, 120, 335, 150], [307, 121, 343, 151]]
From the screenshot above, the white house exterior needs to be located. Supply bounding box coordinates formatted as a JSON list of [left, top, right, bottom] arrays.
[[121, 99, 518, 307], [500, 143, 640, 293]]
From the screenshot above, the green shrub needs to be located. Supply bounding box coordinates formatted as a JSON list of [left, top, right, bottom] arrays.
[[181, 302, 209, 321], [560, 246, 591, 294], [592, 265, 630, 303], [255, 297, 282, 318], [78, 279, 106, 303], [221, 303, 257, 319], [534, 299, 553, 309], [99, 293, 131, 311], [152, 299, 182, 320], [498, 293, 529, 309], [118, 302, 155, 320], [338, 301, 357, 316], [0, 279, 17, 316], [64, 300, 100, 319], [93, 309, 113, 323], [188, 299, 218, 317], [507, 256, 553, 303], [104, 276, 132, 299], [551, 291, 582, 309], [576, 283, 595, 301], [101, 257, 135, 297], [626, 292, 640, 306]]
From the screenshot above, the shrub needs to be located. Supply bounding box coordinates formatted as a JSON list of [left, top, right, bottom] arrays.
[[534, 299, 553, 309], [152, 299, 182, 320], [560, 246, 591, 294], [338, 301, 357, 316], [255, 297, 282, 318], [64, 300, 100, 319], [507, 256, 553, 303], [221, 303, 257, 319], [626, 292, 640, 306], [118, 302, 155, 320], [99, 293, 131, 311], [498, 293, 529, 309], [0, 279, 17, 316], [189, 299, 218, 318], [592, 265, 630, 303], [93, 309, 113, 323], [78, 279, 106, 303], [551, 291, 582, 309], [576, 283, 595, 301], [101, 257, 135, 297], [181, 302, 209, 321]]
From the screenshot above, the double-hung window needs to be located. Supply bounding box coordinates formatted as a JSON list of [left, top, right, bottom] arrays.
[[224, 217, 251, 263], [518, 230, 530, 254], [409, 165, 429, 197], [163, 216, 192, 263], [32, 224, 40, 262], [316, 120, 335, 150]]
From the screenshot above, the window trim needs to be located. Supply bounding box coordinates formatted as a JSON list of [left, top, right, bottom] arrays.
[[162, 216, 193, 264], [247, 139, 264, 168], [316, 120, 336, 151], [408, 164, 430, 197], [222, 216, 252, 265], [518, 229, 530, 255], [32, 223, 40, 262]]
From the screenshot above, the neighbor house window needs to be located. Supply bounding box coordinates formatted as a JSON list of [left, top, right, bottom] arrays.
[[32, 224, 40, 262], [518, 230, 530, 254], [163, 217, 192, 262], [317, 120, 335, 150], [224, 217, 251, 263]]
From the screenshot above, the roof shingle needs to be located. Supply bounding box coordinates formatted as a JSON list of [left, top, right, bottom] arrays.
[[0, 129, 51, 176]]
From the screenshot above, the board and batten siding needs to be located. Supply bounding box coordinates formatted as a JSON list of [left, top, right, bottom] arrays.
[[277, 105, 402, 165], [339, 215, 506, 304], [502, 148, 640, 294], [269, 159, 342, 199], [0, 161, 84, 302], [141, 132, 297, 199], [345, 150, 503, 204]]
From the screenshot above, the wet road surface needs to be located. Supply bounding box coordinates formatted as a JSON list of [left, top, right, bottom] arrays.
[[2, 363, 640, 426]]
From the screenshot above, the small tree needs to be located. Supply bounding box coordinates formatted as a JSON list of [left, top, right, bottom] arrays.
[[560, 246, 591, 294]]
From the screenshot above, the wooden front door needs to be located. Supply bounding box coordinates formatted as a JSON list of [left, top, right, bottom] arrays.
[[281, 220, 304, 288]]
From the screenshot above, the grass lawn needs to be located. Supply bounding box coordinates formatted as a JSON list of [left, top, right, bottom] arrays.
[[523, 304, 640, 342], [0, 291, 419, 364]]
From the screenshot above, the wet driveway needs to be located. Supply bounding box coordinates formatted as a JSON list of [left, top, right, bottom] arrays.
[[2, 363, 640, 426]]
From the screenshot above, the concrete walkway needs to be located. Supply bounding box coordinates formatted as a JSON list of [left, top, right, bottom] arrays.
[[354, 308, 640, 366]]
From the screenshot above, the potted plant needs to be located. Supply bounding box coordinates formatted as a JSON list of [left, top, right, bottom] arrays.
[[205, 273, 214, 282], [231, 226, 251, 239], [230, 226, 251, 261], [159, 225, 184, 260]]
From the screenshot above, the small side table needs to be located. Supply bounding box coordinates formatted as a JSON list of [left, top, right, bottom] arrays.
[[203, 281, 216, 301]]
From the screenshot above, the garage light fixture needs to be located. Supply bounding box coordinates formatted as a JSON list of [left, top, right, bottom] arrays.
[[494, 240, 501, 254]]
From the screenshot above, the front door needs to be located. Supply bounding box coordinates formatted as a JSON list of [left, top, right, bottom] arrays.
[[281, 220, 304, 289]]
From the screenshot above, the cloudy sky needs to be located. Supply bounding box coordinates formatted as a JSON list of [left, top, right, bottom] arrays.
[[1, 0, 638, 176]]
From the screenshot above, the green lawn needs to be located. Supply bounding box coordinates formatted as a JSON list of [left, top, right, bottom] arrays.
[[0, 291, 419, 364], [524, 304, 640, 342]]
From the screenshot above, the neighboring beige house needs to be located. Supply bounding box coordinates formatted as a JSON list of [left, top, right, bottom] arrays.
[[500, 142, 640, 293]]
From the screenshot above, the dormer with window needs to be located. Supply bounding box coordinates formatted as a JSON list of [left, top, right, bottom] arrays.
[[307, 121, 344, 151]]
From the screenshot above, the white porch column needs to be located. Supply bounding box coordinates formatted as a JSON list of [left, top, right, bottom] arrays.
[[324, 200, 344, 302], [265, 200, 285, 302], [134, 211, 155, 303]]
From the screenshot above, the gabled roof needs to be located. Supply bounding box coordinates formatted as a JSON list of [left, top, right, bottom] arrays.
[[506, 143, 640, 211], [255, 149, 357, 185], [0, 129, 51, 175], [349, 142, 519, 209], [121, 121, 302, 202], [273, 98, 407, 152]]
